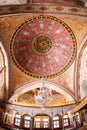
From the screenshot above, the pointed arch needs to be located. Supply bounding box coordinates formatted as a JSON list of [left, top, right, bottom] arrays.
[[9, 80, 76, 104], [0, 37, 9, 100], [76, 34, 87, 100]]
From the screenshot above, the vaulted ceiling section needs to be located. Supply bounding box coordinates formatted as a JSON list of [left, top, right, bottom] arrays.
[[0, 0, 87, 109]]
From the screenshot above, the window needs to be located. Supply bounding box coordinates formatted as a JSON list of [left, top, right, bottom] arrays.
[[24, 116, 31, 128], [53, 116, 59, 128], [15, 114, 21, 126], [63, 118, 69, 126], [35, 118, 40, 128], [34, 116, 49, 128], [43, 118, 49, 128], [63, 115, 69, 127]]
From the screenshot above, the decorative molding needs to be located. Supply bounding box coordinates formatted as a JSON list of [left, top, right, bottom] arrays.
[[71, 95, 87, 113], [0, 4, 86, 17], [6, 103, 76, 116]]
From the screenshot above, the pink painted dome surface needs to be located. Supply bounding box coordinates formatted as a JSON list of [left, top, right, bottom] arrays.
[[32, 0, 78, 6], [10, 16, 76, 78]]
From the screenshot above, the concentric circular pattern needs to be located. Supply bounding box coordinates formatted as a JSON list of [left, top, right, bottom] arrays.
[[33, 35, 52, 53], [10, 15, 77, 78]]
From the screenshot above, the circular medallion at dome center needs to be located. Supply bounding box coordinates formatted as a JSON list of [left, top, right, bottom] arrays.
[[33, 36, 52, 53]]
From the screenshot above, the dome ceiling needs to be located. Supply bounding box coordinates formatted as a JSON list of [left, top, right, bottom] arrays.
[[10, 15, 77, 78]]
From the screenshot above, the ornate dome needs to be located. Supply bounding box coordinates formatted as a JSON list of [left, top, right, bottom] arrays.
[[10, 15, 76, 78]]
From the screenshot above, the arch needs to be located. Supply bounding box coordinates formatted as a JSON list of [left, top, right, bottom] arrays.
[[4, 109, 16, 124], [23, 113, 31, 117], [9, 80, 76, 104], [54, 114, 62, 118], [15, 111, 22, 116], [63, 114, 69, 118], [0, 37, 9, 100], [76, 34, 87, 100], [34, 113, 50, 117]]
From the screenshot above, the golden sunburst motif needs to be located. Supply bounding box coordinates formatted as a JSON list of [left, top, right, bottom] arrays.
[[33, 35, 52, 53]]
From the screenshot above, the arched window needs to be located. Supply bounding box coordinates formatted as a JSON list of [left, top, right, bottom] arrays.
[[23, 115, 31, 128], [4, 110, 15, 124], [34, 115, 50, 128], [63, 115, 69, 127], [14, 114, 21, 127], [35, 117, 40, 128], [53, 116, 60, 128], [43, 118, 49, 128]]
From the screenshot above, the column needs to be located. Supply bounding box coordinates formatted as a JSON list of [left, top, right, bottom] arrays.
[[51, 109, 54, 130], [30, 117, 32, 130]]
